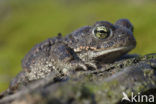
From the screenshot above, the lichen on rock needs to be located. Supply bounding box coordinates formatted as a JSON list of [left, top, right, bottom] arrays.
[[0, 54, 156, 104]]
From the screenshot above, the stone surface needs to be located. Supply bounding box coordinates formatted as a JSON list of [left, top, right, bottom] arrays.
[[0, 53, 156, 104]]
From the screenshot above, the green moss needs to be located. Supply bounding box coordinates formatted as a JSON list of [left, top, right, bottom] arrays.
[[143, 69, 154, 77]]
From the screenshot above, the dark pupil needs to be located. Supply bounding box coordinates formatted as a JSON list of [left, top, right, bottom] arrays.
[[94, 30, 107, 34], [99, 30, 106, 34], [98, 29, 110, 36]]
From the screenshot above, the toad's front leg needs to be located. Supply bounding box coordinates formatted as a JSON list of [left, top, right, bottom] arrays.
[[50, 43, 88, 75]]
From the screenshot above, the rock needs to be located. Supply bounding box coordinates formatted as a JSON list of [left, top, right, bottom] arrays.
[[0, 53, 156, 104]]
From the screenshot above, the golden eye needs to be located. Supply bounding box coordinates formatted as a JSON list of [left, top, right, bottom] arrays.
[[94, 26, 110, 39]]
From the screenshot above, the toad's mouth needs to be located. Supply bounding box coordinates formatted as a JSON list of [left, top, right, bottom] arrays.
[[90, 45, 135, 62]]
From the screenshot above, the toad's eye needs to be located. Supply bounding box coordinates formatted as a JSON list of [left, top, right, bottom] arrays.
[[94, 26, 110, 39]]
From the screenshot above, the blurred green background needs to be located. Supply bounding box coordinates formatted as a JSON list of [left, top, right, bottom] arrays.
[[0, 0, 156, 92]]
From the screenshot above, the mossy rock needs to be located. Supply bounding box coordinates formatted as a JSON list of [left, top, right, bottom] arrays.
[[0, 53, 156, 104]]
